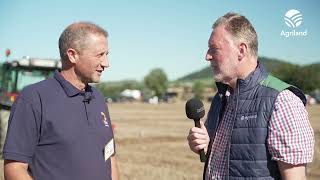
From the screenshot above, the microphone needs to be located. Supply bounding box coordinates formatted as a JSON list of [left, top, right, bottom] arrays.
[[83, 92, 93, 103], [185, 98, 206, 162]]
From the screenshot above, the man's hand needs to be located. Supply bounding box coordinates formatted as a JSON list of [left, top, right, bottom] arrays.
[[187, 121, 210, 154]]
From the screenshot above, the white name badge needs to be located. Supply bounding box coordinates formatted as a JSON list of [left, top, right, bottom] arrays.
[[104, 139, 114, 161]]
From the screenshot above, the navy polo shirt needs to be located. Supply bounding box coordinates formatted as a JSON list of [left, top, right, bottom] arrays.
[[4, 71, 115, 180]]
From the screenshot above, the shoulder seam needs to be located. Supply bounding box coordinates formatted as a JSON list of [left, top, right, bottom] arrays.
[[259, 74, 290, 92]]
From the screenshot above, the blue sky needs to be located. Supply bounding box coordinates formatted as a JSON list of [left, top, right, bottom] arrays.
[[1, 0, 319, 81]]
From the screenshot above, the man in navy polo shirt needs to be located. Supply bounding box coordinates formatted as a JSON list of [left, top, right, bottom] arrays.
[[3, 22, 119, 180]]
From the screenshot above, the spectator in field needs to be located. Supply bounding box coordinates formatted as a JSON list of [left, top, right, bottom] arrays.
[[187, 12, 314, 180], [3, 22, 119, 180]]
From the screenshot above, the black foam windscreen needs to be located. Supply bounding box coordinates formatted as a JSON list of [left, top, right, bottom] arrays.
[[185, 98, 205, 120]]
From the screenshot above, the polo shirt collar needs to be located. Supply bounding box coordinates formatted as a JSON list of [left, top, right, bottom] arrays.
[[54, 70, 90, 97]]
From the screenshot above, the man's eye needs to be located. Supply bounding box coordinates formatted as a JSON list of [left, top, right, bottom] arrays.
[[99, 52, 109, 57], [208, 48, 218, 54], [97, 53, 105, 57]]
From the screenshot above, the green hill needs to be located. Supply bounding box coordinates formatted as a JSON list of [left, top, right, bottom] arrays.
[[176, 57, 320, 92], [177, 57, 293, 81]]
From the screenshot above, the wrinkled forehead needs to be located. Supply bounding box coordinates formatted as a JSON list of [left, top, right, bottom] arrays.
[[82, 33, 108, 46], [79, 33, 108, 54], [208, 26, 236, 47]]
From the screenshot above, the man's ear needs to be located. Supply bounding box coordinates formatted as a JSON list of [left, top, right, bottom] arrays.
[[66, 48, 78, 64], [238, 42, 248, 61]]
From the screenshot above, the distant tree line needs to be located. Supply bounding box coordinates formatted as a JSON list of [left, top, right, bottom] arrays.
[[271, 63, 320, 93], [96, 68, 168, 101], [96, 57, 319, 101]]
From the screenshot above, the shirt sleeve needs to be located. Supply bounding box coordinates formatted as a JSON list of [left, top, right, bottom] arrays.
[[267, 90, 314, 165], [3, 95, 39, 164]]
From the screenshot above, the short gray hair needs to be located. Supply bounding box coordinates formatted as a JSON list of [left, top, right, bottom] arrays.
[[59, 22, 108, 61], [213, 12, 258, 57]]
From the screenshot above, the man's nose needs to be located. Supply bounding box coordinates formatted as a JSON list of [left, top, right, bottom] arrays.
[[205, 52, 212, 61], [101, 55, 110, 69]]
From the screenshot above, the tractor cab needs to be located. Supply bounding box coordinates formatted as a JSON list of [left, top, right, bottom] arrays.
[[0, 57, 61, 109]]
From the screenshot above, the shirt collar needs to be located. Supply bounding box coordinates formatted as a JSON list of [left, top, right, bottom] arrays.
[[54, 70, 84, 97]]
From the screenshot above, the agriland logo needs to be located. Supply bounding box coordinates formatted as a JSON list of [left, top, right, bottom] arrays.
[[284, 9, 303, 28], [280, 9, 307, 38]]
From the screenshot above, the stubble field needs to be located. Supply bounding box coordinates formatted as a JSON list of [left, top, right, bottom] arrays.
[[110, 102, 320, 180], [0, 103, 319, 180]]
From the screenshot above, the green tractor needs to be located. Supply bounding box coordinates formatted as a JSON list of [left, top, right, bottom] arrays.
[[0, 57, 61, 157]]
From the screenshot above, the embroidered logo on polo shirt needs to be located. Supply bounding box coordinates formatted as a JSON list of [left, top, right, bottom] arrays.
[[101, 112, 109, 127]]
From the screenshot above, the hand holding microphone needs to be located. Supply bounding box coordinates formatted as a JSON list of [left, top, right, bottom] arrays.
[[185, 98, 209, 162]]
